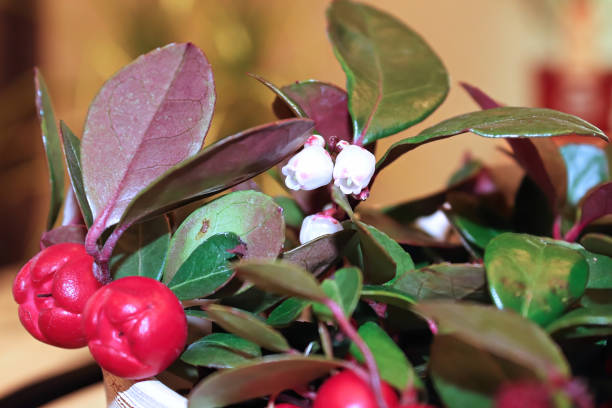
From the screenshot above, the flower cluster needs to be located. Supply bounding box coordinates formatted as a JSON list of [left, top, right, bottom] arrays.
[[282, 135, 376, 244]]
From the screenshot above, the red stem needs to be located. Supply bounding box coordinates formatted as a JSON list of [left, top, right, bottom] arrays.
[[323, 299, 388, 408], [552, 215, 563, 240], [564, 220, 587, 243]]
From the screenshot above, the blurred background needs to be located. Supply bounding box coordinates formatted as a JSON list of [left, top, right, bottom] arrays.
[[1, 0, 612, 405]]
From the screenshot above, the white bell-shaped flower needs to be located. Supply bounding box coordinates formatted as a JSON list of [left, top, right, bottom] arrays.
[[282, 143, 334, 191], [333, 144, 376, 195], [299, 212, 343, 244]]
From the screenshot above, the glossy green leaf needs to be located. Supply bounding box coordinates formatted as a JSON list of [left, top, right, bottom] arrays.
[[266, 297, 310, 327], [327, 0, 448, 144], [581, 233, 612, 257], [34, 69, 64, 230], [59, 122, 94, 227], [546, 305, 612, 336], [356, 221, 414, 284], [392, 263, 485, 301], [82, 43, 215, 230], [273, 196, 304, 229], [560, 144, 609, 206], [111, 216, 171, 281], [377, 107, 607, 174], [331, 185, 354, 217], [167, 233, 241, 300], [188, 355, 344, 408], [119, 118, 314, 229], [281, 229, 355, 276], [181, 333, 261, 369], [164, 191, 284, 284], [485, 233, 589, 326], [233, 260, 327, 302], [580, 249, 612, 289], [349, 321, 419, 390], [205, 304, 290, 353], [313, 267, 362, 320], [360, 285, 416, 310], [415, 301, 570, 378]]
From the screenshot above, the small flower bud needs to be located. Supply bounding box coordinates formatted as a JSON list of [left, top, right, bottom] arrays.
[[304, 134, 326, 148], [333, 144, 376, 195], [299, 212, 343, 244], [336, 140, 350, 151], [282, 145, 334, 191]]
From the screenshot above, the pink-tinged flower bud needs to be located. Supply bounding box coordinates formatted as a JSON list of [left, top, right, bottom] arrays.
[[282, 145, 334, 191], [299, 213, 343, 244], [333, 145, 376, 195], [304, 134, 325, 148]]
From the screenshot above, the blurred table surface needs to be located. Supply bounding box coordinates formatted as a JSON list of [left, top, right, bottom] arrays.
[[0, 264, 105, 407]]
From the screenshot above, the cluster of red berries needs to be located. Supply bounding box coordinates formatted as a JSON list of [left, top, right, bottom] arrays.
[[12, 243, 188, 380]]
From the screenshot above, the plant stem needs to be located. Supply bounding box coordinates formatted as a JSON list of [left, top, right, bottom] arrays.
[[317, 321, 333, 359], [564, 221, 586, 243], [323, 299, 388, 408]]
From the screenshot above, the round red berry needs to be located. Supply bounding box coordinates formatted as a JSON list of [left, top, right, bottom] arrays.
[[313, 370, 398, 408], [12, 243, 102, 348], [83, 276, 187, 379]]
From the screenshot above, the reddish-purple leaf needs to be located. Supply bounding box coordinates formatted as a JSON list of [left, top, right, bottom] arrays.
[[81, 43, 215, 231], [566, 182, 612, 241], [118, 118, 314, 228], [272, 80, 352, 144], [461, 82, 567, 209], [40, 225, 87, 248]]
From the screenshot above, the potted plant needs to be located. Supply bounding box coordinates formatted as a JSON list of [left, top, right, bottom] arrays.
[[13, 1, 612, 407]]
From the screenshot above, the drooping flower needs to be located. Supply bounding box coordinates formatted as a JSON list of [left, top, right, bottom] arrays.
[[299, 212, 343, 244], [282, 135, 333, 191], [333, 144, 375, 195]]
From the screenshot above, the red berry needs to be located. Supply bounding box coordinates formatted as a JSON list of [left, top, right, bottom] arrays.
[[83, 276, 187, 379], [12, 243, 102, 348], [313, 370, 398, 408], [495, 381, 552, 408]]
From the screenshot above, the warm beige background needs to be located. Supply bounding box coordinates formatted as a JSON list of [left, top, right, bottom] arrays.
[[2, 0, 609, 406]]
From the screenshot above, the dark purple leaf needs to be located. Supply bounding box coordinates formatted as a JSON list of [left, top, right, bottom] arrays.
[[40, 225, 88, 248], [34, 69, 64, 231], [60, 188, 84, 227], [81, 43, 215, 231], [566, 182, 612, 241], [273, 80, 352, 144], [119, 118, 314, 229]]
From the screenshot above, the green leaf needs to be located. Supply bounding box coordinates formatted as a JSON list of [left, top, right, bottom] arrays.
[[273, 196, 304, 229], [414, 301, 570, 378], [327, 0, 448, 144], [360, 285, 416, 310], [111, 216, 171, 281], [313, 267, 363, 320], [581, 233, 612, 257], [34, 69, 64, 230], [356, 221, 414, 284], [331, 185, 354, 217], [484, 233, 589, 326], [188, 355, 344, 408], [561, 144, 609, 207], [377, 107, 608, 174], [233, 260, 327, 302], [59, 122, 94, 227], [546, 305, 612, 336], [349, 321, 419, 390], [249, 74, 307, 117], [205, 304, 290, 353], [581, 249, 612, 289], [164, 191, 284, 284], [266, 297, 310, 327], [167, 233, 241, 300], [181, 333, 262, 369], [392, 263, 485, 301]]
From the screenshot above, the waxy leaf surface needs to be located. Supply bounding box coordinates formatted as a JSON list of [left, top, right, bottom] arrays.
[[267, 297, 310, 327], [581, 233, 612, 258], [181, 333, 261, 369], [82, 43, 215, 229], [112, 215, 171, 280], [60, 122, 93, 226], [167, 233, 241, 299], [205, 304, 290, 353], [485, 233, 588, 326], [164, 191, 284, 283], [327, 0, 448, 144], [572, 182, 612, 237], [377, 107, 607, 174], [561, 144, 609, 206], [188, 355, 344, 408], [35, 69, 64, 230], [313, 267, 362, 320], [234, 260, 327, 302], [360, 285, 416, 310], [273, 196, 304, 229], [546, 305, 612, 336], [120, 118, 314, 228], [415, 301, 570, 378], [349, 321, 418, 390], [40, 225, 87, 248]]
